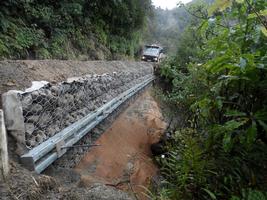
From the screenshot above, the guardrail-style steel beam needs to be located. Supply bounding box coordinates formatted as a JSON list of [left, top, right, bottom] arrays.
[[21, 76, 154, 173]]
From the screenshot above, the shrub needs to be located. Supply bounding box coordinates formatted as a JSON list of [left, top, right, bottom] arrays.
[[156, 0, 267, 199]]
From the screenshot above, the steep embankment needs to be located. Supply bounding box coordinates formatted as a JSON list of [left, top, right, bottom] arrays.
[[0, 1, 151, 60], [0, 60, 164, 200], [75, 89, 166, 200], [0, 60, 158, 199]]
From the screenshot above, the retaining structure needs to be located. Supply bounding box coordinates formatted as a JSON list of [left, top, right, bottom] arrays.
[[1, 62, 154, 173]]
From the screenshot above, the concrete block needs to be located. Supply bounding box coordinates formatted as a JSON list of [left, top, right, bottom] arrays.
[[2, 91, 25, 150]]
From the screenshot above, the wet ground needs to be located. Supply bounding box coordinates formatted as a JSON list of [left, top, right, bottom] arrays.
[[75, 88, 166, 199]]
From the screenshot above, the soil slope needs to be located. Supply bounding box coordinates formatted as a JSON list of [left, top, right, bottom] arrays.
[[75, 89, 166, 200]]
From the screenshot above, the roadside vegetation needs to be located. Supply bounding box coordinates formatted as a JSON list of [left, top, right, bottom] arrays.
[[143, 0, 214, 55], [143, 6, 189, 54], [154, 0, 267, 199], [0, 0, 152, 60], [1, 0, 267, 199]]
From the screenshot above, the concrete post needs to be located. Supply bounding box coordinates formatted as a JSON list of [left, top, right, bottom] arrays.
[[0, 109, 9, 180], [2, 91, 26, 155]]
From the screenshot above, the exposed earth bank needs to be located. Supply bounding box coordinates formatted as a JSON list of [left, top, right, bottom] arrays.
[[0, 60, 166, 199], [0, 87, 165, 200], [75, 89, 166, 200]]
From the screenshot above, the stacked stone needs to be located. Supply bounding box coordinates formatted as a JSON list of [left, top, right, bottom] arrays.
[[20, 70, 151, 149], [54, 85, 145, 169]]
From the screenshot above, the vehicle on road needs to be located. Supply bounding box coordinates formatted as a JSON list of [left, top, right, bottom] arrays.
[[141, 44, 164, 63]]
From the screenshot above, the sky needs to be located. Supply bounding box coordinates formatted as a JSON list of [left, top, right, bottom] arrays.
[[152, 0, 192, 9]]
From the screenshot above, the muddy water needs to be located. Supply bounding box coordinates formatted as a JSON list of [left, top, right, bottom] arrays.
[[75, 88, 166, 199]]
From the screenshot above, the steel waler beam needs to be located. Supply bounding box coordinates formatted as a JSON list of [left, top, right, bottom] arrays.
[[21, 75, 155, 173]]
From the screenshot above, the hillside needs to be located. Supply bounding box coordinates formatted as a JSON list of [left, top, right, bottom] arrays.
[[0, 0, 152, 60]]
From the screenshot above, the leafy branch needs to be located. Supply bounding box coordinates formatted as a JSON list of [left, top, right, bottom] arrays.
[[244, 0, 267, 29]]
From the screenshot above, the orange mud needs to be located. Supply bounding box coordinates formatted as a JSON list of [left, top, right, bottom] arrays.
[[75, 89, 166, 199]]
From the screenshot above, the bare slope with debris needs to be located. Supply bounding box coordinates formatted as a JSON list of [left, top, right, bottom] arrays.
[[0, 60, 157, 200]]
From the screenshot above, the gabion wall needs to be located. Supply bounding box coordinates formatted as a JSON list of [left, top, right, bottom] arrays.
[[53, 82, 149, 169], [21, 71, 151, 149], [3, 65, 153, 154]]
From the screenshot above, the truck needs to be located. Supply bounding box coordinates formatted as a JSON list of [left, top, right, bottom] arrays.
[[141, 44, 164, 63]]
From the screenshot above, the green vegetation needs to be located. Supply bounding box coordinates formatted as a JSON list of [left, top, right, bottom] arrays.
[[1, 1, 267, 199], [155, 0, 267, 199], [143, 0, 214, 54], [143, 7, 189, 54], [0, 0, 152, 60]]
